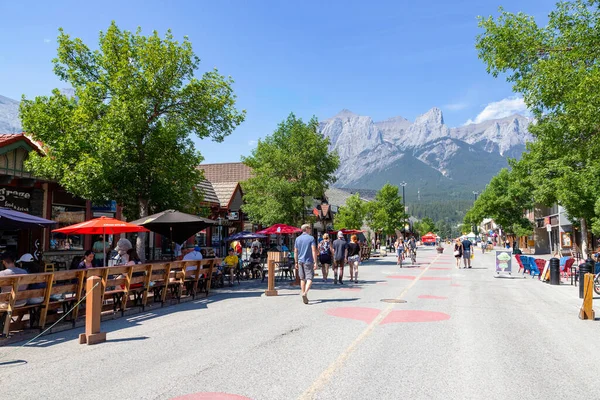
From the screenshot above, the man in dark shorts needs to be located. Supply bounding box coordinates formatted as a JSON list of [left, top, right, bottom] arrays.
[[294, 224, 318, 304], [461, 236, 473, 268], [332, 231, 348, 284]]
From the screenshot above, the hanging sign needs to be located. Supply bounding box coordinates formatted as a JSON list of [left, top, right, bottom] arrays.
[[0, 186, 31, 212]]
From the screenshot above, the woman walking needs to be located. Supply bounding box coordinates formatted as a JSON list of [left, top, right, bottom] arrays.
[[454, 238, 463, 268], [347, 235, 361, 283], [395, 238, 404, 266], [318, 233, 333, 283]]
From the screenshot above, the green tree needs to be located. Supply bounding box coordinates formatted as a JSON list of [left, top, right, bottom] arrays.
[[20, 22, 245, 258], [414, 217, 435, 236], [464, 168, 534, 237], [334, 193, 366, 230], [242, 113, 340, 226], [476, 0, 600, 254], [435, 219, 452, 240], [366, 183, 407, 238]]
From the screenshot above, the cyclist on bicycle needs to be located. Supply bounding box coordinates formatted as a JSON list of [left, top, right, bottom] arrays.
[[407, 236, 417, 264]]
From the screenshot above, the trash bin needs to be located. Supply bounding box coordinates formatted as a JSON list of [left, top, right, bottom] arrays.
[[549, 258, 560, 285], [579, 260, 593, 299]]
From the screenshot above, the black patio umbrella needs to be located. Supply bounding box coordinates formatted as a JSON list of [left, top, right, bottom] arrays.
[[0, 207, 56, 230], [130, 209, 216, 244]]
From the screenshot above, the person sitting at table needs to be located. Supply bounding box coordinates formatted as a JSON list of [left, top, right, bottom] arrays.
[[224, 248, 239, 287], [16, 253, 40, 274], [0, 252, 28, 309], [248, 248, 262, 278], [75, 250, 95, 269], [183, 246, 203, 261]]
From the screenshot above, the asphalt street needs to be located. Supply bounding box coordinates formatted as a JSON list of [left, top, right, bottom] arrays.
[[1, 245, 598, 400]]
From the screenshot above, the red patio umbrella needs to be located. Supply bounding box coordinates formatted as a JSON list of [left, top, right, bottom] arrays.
[[257, 224, 301, 235], [53, 216, 149, 266]]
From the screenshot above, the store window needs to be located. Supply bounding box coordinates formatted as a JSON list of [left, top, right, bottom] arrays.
[[196, 229, 207, 247], [50, 205, 85, 251]]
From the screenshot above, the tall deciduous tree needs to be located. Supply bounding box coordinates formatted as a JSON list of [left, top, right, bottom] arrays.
[[476, 0, 600, 255], [20, 22, 245, 259], [414, 217, 435, 236], [334, 193, 366, 230], [242, 113, 340, 226], [464, 168, 534, 237], [366, 184, 407, 238]]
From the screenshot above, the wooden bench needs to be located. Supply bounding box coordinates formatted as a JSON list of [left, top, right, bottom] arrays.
[[148, 262, 172, 306], [0, 273, 54, 336], [46, 269, 86, 328], [126, 264, 153, 311]]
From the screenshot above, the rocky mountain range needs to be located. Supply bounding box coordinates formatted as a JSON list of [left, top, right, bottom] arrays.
[[0, 95, 21, 133], [319, 108, 533, 200]]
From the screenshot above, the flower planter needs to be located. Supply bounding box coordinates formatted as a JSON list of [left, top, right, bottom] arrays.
[[436, 248, 444, 254]]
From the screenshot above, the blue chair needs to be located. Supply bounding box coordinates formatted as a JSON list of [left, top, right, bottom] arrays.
[[528, 257, 541, 278], [520, 256, 531, 275]]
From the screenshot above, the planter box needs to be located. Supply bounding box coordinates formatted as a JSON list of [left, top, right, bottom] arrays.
[[436, 248, 444, 253]]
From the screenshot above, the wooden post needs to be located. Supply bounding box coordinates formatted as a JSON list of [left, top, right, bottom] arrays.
[[579, 273, 596, 320], [265, 258, 278, 297], [79, 276, 107, 345]]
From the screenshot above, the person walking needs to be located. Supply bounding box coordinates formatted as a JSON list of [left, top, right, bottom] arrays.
[[462, 236, 473, 268], [294, 224, 318, 304], [454, 238, 464, 268], [92, 235, 109, 267], [318, 233, 333, 283], [332, 231, 348, 284], [395, 238, 404, 266], [347, 234, 361, 283]]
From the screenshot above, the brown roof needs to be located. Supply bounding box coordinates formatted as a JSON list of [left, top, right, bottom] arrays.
[[0, 133, 43, 153], [197, 179, 220, 205], [211, 182, 240, 208], [199, 162, 252, 183]]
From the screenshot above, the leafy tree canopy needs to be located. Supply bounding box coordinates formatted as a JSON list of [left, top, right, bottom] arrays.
[[464, 168, 534, 236], [476, 0, 600, 250], [334, 193, 366, 230], [21, 22, 245, 221], [366, 183, 407, 237], [242, 113, 340, 226], [414, 217, 435, 236]]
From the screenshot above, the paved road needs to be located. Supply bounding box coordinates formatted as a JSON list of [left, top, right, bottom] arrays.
[[1, 246, 598, 399]]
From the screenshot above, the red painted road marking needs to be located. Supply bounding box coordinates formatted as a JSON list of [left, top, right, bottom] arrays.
[[340, 288, 361, 292], [326, 307, 381, 324], [387, 275, 416, 280], [451, 283, 461, 287], [421, 277, 452, 281], [418, 295, 448, 300], [171, 393, 252, 400], [429, 267, 451, 270], [380, 310, 451, 324]]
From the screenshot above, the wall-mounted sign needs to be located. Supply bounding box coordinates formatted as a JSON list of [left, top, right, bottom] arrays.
[[561, 232, 572, 248], [227, 211, 239, 220], [0, 186, 31, 212], [91, 200, 117, 213]]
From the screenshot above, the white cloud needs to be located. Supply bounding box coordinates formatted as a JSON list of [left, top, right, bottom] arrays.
[[43, 38, 51, 43], [465, 97, 528, 125], [248, 140, 257, 147], [444, 102, 468, 111]]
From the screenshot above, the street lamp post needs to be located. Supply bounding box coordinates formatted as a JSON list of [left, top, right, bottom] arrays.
[[400, 182, 407, 239], [472, 191, 479, 237]]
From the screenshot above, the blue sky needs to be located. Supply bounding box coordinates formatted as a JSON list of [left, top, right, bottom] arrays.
[[0, 0, 555, 163]]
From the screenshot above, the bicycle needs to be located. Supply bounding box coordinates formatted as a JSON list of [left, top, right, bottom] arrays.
[[410, 248, 417, 265]]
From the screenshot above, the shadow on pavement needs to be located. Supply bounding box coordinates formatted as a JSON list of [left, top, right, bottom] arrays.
[[310, 298, 360, 304]]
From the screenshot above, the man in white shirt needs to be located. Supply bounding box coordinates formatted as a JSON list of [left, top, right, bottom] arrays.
[[183, 246, 203, 261]]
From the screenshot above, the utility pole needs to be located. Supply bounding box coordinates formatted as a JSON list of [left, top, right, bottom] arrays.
[[400, 182, 407, 239], [472, 191, 479, 237]]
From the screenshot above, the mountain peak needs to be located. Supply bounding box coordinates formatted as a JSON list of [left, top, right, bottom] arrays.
[[415, 107, 444, 125], [334, 109, 357, 117]]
